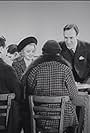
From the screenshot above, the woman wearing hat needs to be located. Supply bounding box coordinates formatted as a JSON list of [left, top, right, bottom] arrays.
[[12, 36, 38, 81], [21, 40, 83, 132], [10, 36, 38, 133]]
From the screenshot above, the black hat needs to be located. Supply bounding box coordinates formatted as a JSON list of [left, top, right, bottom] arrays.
[[7, 44, 18, 54], [17, 36, 37, 52], [42, 40, 62, 55]]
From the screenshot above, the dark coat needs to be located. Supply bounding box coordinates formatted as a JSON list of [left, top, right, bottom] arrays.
[[59, 40, 90, 82], [0, 58, 22, 133], [0, 58, 21, 101]]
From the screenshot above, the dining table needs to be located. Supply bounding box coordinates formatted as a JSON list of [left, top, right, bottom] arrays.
[[76, 83, 90, 133], [76, 83, 90, 92]]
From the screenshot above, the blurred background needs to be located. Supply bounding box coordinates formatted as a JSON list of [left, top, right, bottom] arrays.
[[0, 1, 90, 55]]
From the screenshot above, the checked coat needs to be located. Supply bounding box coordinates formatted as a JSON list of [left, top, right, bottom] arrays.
[[21, 55, 79, 130], [12, 56, 26, 81], [12, 55, 38, 133], [12, 56, 38, 81]]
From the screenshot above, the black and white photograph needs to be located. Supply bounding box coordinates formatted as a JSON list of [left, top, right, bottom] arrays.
[[0, 1, 90, 133]]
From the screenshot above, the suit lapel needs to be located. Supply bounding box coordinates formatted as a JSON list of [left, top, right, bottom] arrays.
[[74, 40, 87, 78]]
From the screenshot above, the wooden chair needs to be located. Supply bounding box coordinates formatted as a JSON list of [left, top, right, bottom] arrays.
[[0, 93, 15, 130], [29, 95, 69, 133]]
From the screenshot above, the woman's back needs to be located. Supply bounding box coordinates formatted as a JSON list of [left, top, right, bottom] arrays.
[[26, 60, 78, 130]]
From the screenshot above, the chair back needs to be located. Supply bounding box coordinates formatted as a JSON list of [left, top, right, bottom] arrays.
[[0, 93, 15, 130], [29, 95, 69, 133]]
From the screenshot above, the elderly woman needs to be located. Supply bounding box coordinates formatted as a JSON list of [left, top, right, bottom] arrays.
[[21, 40, 81, 133]]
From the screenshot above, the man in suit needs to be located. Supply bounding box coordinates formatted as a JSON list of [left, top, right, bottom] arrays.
[[59, 24, 90, 84], [59, 24, 90, 133], [0, 36, 22, 133]]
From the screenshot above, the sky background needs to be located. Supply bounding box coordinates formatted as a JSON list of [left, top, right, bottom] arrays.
[[0, 1, 90, 55]]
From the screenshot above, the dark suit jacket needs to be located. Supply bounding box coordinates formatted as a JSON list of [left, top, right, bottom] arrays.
[[0, 58, 22, 133], [59, 40, 90, 82], [0, 58, 21, 101]]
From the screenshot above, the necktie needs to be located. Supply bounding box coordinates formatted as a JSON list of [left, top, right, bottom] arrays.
[[69, 49, 74, 56]]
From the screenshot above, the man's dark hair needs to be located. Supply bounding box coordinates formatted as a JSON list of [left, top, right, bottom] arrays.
[[0, 36, 6, 48], [7, 44, 18, 54], [63, 24, 79, 35]]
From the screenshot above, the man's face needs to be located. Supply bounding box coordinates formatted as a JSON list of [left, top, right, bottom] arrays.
[[63, 28, 78, 49], [23, 43, 36, 60]]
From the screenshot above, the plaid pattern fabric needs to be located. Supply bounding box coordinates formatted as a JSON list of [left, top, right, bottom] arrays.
[[12, 56, 38, 81], [26, 61, 78, 129], [12, 57, 26, 81]]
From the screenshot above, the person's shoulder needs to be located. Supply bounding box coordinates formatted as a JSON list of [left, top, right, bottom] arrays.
[[58, 41, 66, 49], [61, 56, 72, 69], [59, 61, 72, 73], [3, 61, 15, 73], [29, 55, 43, 68], [78, 40, 90, 51], [59, 41, 65, 45], [79, 40, 90, 46]]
